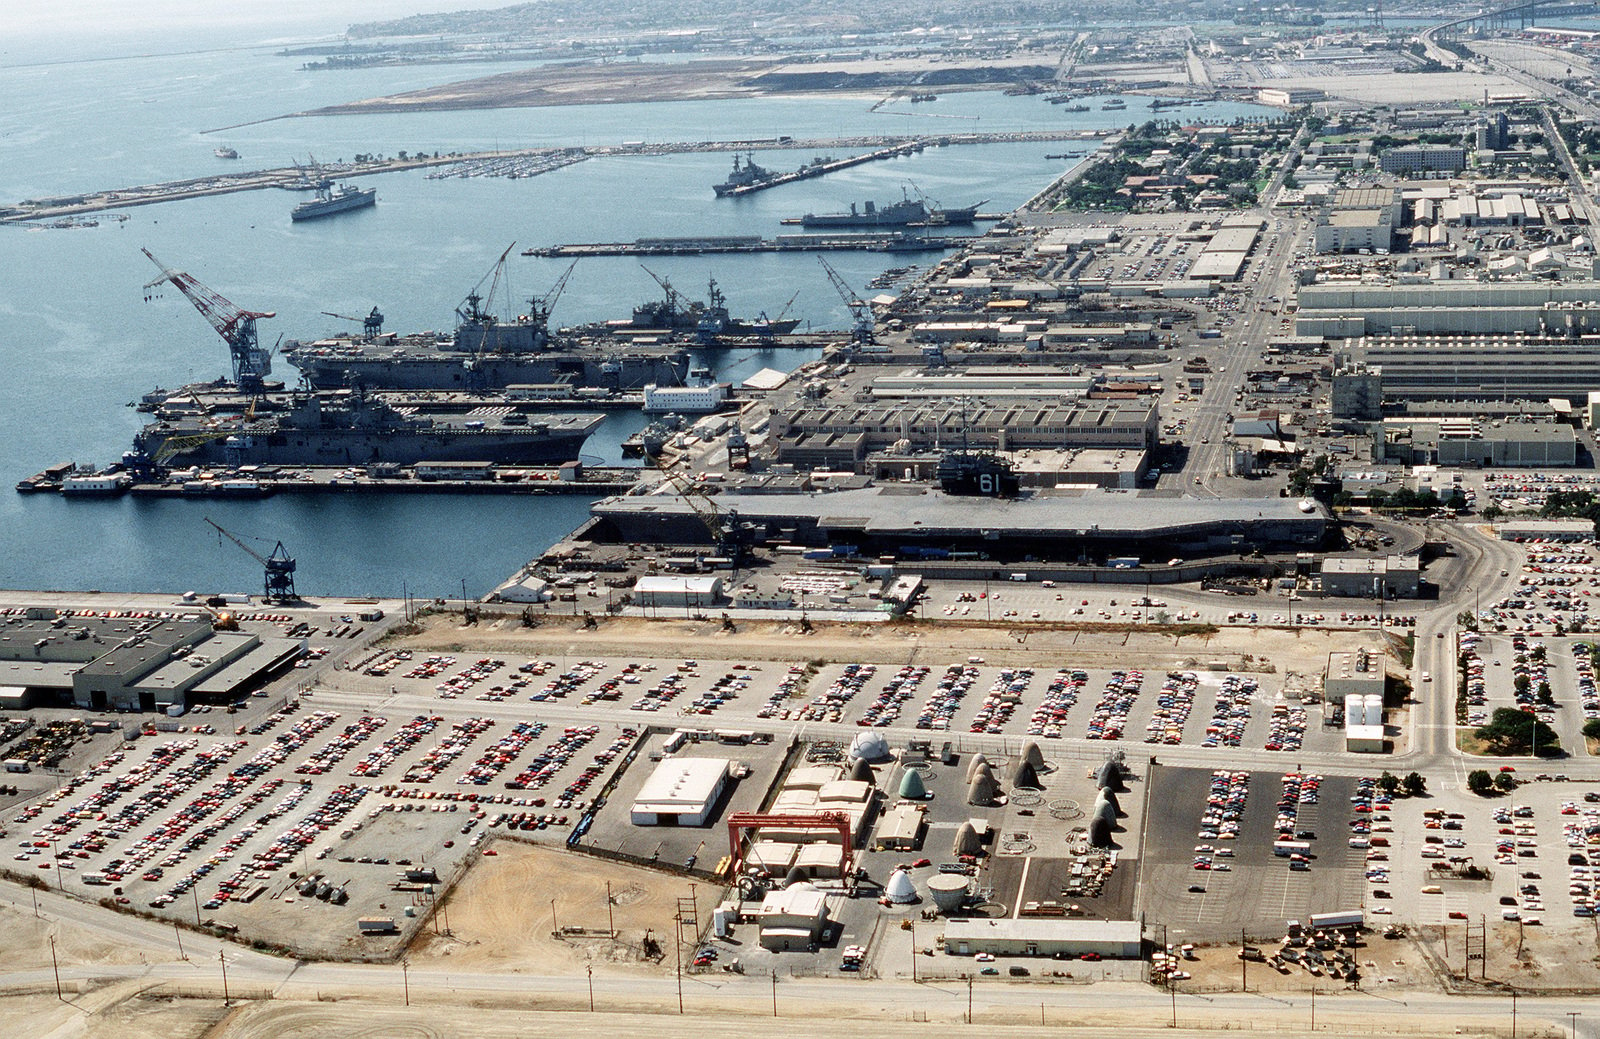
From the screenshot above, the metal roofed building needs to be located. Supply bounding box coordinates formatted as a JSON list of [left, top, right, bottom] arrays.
[[630, 757, 732, 826], [1320, 555, 1420, 598], [591, 487, 1327, 556], [943, 918, 1143, 958]]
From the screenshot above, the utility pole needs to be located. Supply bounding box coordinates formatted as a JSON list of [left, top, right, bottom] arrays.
[[49, 935, 62, 1001], [1240, 928, 1247, 991], [1310, 984, 1316, 1031], [193, 886, 202, 926], [588, 966, 594, 1012], [1170, 976, 1177, 1028], [606, 881, 615, 935], [175, 922, 186, 961], [402, 959, 410, 1007], [1568, 1011, 1581, 1039], [1511, 989, 1518, 1039], [550, 897, 558, 937], [674, 913, 684, 1014], [911, 920, 918, 982], [771, 969, 777, 1016], [967, 973, 973, 1024], [219, 950, 230, 1007]]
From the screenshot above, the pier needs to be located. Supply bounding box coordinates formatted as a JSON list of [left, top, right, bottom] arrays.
[[525, 232, 973, 257], [0, 130, 1107, 224]]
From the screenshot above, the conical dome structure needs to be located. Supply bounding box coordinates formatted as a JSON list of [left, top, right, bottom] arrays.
[[785, 866, 809, 888], [953, 821, 982, 857], [1095, 787, 1121, 817], [965, 754, 990, 784], [885, 868, 918, 904], [1095, 760, 1124, 792], [899, 767, 928, 800], [967, 772, 1000, 807], [1011, 759, 1042, 790], [849, 757, 876, 784], [1021, 741, 1045, 772]]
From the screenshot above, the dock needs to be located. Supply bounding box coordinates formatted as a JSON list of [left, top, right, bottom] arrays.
[[717, 141, 924, 196], [525, 233, 971, 258]]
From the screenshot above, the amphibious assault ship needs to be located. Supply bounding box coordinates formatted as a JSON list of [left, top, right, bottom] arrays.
[[291, 181, 376, 221], [133, 389, 603, 468], [282, 254, 692, 391]]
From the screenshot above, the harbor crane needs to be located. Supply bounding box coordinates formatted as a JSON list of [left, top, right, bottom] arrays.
[[321, 308, 384, 338], [649, 454, 754, 569], [817, 256, 874, 345], [142, 248, 277, 396], [639, 264, 688, 324], [204, 517, 298, 604], [529, 259, 578, 330]]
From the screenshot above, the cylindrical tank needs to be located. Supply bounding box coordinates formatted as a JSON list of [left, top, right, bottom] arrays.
[[927, 873, 970, 913], [1343, 694, 1362, 725], [1364, 694, 1383, 727]]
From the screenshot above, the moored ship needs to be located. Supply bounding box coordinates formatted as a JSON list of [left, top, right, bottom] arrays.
[[786, 194, 984, 228], [133, 389, 603, 468]]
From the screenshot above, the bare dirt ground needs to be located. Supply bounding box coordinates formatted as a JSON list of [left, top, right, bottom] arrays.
[[0, 900, 153, 972], [409, 842, 689, 974], [1180, 931, 1439, 994], [387, 612, 1370, 679], [306, 53, 1055, 115]]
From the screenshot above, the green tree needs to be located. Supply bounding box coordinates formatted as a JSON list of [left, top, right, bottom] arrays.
[[1474, 707, 1560, 756], [1467, 769, 1494, 795], [1583, 717, 1600, 740], [1482, 503, 1504, 522], [1494, 770, 1518, 792], [1403, 772, 1427, 797], [1376, 772, 1400, 796]]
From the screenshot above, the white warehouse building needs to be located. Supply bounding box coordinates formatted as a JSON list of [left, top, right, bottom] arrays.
[[630, 757, 732, 826]]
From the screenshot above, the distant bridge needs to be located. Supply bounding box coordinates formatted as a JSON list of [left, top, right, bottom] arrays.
[[1433, 0, 1600, 36]]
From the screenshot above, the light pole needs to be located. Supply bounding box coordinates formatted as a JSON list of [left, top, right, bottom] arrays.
[[588, 965, 594, 1012], [1569, 1011, 1581, 1039], [770, 969, 777, 1017]]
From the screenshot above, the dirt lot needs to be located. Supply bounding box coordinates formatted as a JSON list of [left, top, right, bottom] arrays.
[[386, 612, 1366, 679], [409, 841, 694, 973]]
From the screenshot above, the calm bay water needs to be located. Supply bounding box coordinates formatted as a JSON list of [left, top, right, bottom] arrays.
[[0, 32, 1271, 598]]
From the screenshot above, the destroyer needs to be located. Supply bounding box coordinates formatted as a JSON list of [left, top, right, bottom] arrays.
[[283, 252, 691, 391], [133, 388, 602, 467]]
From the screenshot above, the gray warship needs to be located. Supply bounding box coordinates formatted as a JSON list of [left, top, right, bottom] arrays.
[[282, 253, 691, 392]]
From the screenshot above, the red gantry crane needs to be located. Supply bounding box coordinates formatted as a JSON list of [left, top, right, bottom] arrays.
[[142, 248, 277, 395]]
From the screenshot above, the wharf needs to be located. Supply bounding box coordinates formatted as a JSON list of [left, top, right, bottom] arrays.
[[718, 141, 924, 196], [526, 233, 970, 257]]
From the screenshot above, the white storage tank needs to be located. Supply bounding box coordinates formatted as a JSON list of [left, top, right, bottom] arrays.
[[927, 873, 970, 913], [1363, 694, 1384, 727]]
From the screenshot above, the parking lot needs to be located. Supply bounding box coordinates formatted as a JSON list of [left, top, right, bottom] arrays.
[[1459, 632, 1597, 758], [3, 688, 647, 958]]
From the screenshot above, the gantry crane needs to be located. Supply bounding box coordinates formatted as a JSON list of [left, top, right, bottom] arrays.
[[204, 517, 298, 603], [817, 256, 874, 346], [142, 248, 277, 396], [321, 307, 385, 338]]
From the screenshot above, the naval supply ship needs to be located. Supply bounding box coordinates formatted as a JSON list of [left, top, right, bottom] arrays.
[[133, 389, 603, 468], [291, 181, 377, 221], [282, 257, 693, 391]]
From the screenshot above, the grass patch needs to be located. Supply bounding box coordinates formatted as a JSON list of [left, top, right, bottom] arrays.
[[1456, 729, 1492, 756]]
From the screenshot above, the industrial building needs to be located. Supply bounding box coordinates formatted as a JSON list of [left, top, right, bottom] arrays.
[[1377, 418, 1577, 467], [942, 918, 1143, 959], [1330, 362, 1384, 421], [590, 487, 1329, 558], [632, 575, 724, 609], [1312, 187, 1401, 254], [1320, 555, 1420, 599], [1334, 335, 1600, 402], [770, 398, 1158, 472], [867, 367, 1097, 401], [1297, 282, 1600, 339], [756, 883, 832, 952], [0, 610, 303, 712], [629, 757, 731, 826], [1326, 650, 1387, 752], [873, 803, 927, 851]]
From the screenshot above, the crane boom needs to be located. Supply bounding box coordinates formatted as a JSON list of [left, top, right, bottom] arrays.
[[204, 517, 298, 602], [817, 256, 874, 345], [142, 248, 277, 394]]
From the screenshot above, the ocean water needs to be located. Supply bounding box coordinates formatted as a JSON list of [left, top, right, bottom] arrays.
[[0, 26, 1272, 599]]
